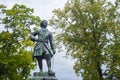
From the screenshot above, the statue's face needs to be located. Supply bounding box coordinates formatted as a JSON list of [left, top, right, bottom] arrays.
[[41, 20, 48, 28]]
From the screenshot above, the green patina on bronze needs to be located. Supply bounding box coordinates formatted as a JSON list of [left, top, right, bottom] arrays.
[[30, 20, 56, 73]]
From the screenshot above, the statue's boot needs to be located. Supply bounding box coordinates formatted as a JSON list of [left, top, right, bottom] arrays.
[[38, 60, 43, 73], [47, 59, 52, 72]]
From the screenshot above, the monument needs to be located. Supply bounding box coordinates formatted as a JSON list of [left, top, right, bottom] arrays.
[[29, 20, 57, 80]]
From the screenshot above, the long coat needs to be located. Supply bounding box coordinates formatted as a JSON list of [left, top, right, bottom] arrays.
[[30, 28, 55, 57]]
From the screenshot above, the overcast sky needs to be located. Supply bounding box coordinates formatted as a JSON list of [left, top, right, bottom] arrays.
[[0, 0, 82, 80]]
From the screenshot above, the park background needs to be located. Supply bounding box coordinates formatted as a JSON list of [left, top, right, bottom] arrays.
[[0, 0, 119, 80]]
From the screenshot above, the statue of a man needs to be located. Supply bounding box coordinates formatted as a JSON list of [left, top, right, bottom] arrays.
[[30, 20, 56, 73]]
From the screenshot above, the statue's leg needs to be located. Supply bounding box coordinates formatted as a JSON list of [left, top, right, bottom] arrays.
[[46, 59, 52, 72], [38, 60, 43, 72], [44, 52, 52, 73], [36, 56, 43, 72]]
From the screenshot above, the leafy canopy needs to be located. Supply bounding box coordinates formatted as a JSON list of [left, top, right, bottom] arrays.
[[0, 4, 40, 80], [50, 0, 120, 79]]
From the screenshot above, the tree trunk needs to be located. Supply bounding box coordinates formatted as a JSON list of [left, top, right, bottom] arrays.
[[97, 62, 103, 80]]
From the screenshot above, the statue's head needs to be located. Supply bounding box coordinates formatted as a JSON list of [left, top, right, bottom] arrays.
[[40, 20, 48, 28]]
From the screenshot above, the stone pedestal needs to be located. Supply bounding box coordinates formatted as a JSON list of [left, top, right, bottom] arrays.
[[29, 72, 58, 80]]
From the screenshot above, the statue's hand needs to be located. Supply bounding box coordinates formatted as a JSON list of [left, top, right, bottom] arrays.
[[30, 35, 38, 42], [51, 50, 55, 57], [53, 50, 56, 54]]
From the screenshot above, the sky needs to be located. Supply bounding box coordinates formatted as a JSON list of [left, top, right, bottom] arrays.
[[0, 0, 82, 80]]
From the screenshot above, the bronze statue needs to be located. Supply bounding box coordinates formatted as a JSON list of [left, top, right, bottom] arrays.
[[30, 20, 56, 74]]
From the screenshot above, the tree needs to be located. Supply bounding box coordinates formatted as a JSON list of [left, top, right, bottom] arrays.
[[50, 0, 120, 79], [0, 4, 40, 80]]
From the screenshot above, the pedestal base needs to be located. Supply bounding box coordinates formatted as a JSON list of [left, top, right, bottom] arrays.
[[29, 72, 58, 80]]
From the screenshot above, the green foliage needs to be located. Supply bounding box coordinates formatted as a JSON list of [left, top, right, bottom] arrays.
[[50, 0, 120, 79], [0, 4, 40, 80]]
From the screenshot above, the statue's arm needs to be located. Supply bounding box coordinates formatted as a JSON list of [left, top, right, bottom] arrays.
[[49, 33, 56, 54], [30, 30, 38, 42]]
